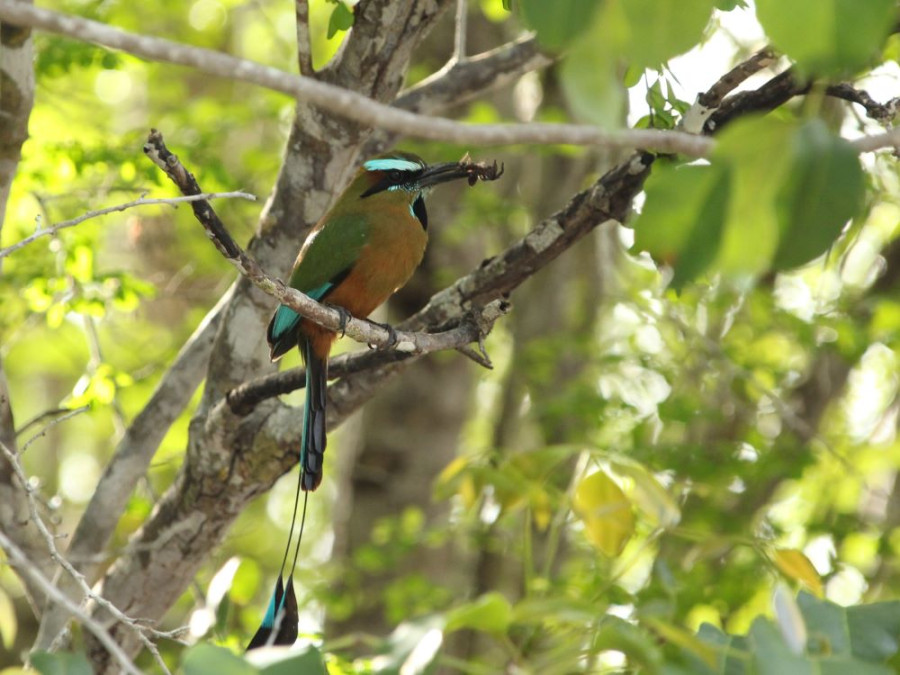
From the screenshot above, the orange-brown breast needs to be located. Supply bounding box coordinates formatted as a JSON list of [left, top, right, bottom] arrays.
[[302, 200, 427, 359]]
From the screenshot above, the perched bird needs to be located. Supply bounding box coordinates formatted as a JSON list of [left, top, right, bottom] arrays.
[[248, 151, 502, 650]]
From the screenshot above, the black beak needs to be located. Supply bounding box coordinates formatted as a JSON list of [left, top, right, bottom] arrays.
[[417, 162, 472, 189]]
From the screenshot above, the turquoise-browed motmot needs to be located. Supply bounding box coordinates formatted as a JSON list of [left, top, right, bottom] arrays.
[[248, 151, 501, 649]]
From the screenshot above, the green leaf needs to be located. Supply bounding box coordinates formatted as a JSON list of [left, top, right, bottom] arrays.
[[182, 644, 258, 675], [609, 458, 681, 528], [30, 652, 92, 675], [621, 0, 716, 68], [846, 600, 900, 662], [798, 592, 900, 662], [445, 592, 513, 634], [572, 469, 634, 556], [517, 0, 600, 51], [748, 617, 815, 674], [771, 120, 864, 270], [632, 162, 731, 289], [712, 116, 796, 278], [246, 645, 328, 675], [559, 5, 626, 127], [756, 0, 895, 75], [327, 2, 355, 39]]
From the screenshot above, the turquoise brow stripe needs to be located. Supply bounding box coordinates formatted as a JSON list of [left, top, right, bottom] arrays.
[[364, 158, 422, 172]]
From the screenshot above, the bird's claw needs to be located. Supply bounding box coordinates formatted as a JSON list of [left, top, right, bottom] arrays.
[[326, 304, 352, 337], [368, 320, 398, 349]]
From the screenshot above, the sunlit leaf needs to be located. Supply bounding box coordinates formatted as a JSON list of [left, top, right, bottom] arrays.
[[773, 549, 823, 597], [572, 470, 634, 556], [517, 0, 599, 51], [445, 592, 512, 634], [756, 0, 895, 75], [610, 459, 681, 528], [621, 0, 716, 67], [327, 2, 355, 39], [558, 1, 627, 127]]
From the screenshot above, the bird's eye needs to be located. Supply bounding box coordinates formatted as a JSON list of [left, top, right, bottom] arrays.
[[388, 169, 403, 182]]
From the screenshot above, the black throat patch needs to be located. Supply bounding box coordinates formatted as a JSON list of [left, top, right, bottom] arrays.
[[411, 194, 428, 230]]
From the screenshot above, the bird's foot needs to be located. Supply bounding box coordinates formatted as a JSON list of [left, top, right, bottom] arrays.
[[369, 320, 398, 349], [325, 303, 353, 337]]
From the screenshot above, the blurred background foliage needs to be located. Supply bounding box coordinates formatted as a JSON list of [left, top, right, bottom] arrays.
[[2, 0, 900, 673]]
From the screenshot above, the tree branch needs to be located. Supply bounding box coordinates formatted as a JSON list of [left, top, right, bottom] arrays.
[[294, 0, 312, 76], [452, 0, 467, 63], [395, 35, 550, 115], [226, 299, 509, 415], [0, 1, 711, 156], [6, 2, 896, 158], [0, 191, 255, 260], [706, 67, 900, 133], [0, 0, 35, 269]]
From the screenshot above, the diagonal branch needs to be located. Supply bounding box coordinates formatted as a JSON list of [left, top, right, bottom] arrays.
[[226, 299, 509, 415], [396, 35, 550, 115]]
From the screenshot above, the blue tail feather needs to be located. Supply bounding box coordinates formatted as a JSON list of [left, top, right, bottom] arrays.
[[247, 575, 298, 649], [300, 337, 327, 491]]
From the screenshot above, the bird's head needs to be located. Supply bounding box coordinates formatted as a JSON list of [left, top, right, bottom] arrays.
[[346, 151, 477, 229]]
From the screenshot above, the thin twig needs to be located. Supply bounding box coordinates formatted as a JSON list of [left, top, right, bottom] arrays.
[[0, 191, 256, 260], [0, 529, 143, 675], [16, 405, 90, 439], [20, 405, 90, 453], [826, 83, 900, 124], [0, 439, 178, 673], [697, 47, 778, 109]]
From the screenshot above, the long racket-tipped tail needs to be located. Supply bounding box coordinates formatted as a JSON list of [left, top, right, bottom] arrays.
[[246, 575, 299, 650], [300, 336, 327, 491]]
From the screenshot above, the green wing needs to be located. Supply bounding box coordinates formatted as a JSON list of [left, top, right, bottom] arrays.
[[268, 215, 369, 358], [288, 214, 369, 295]]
